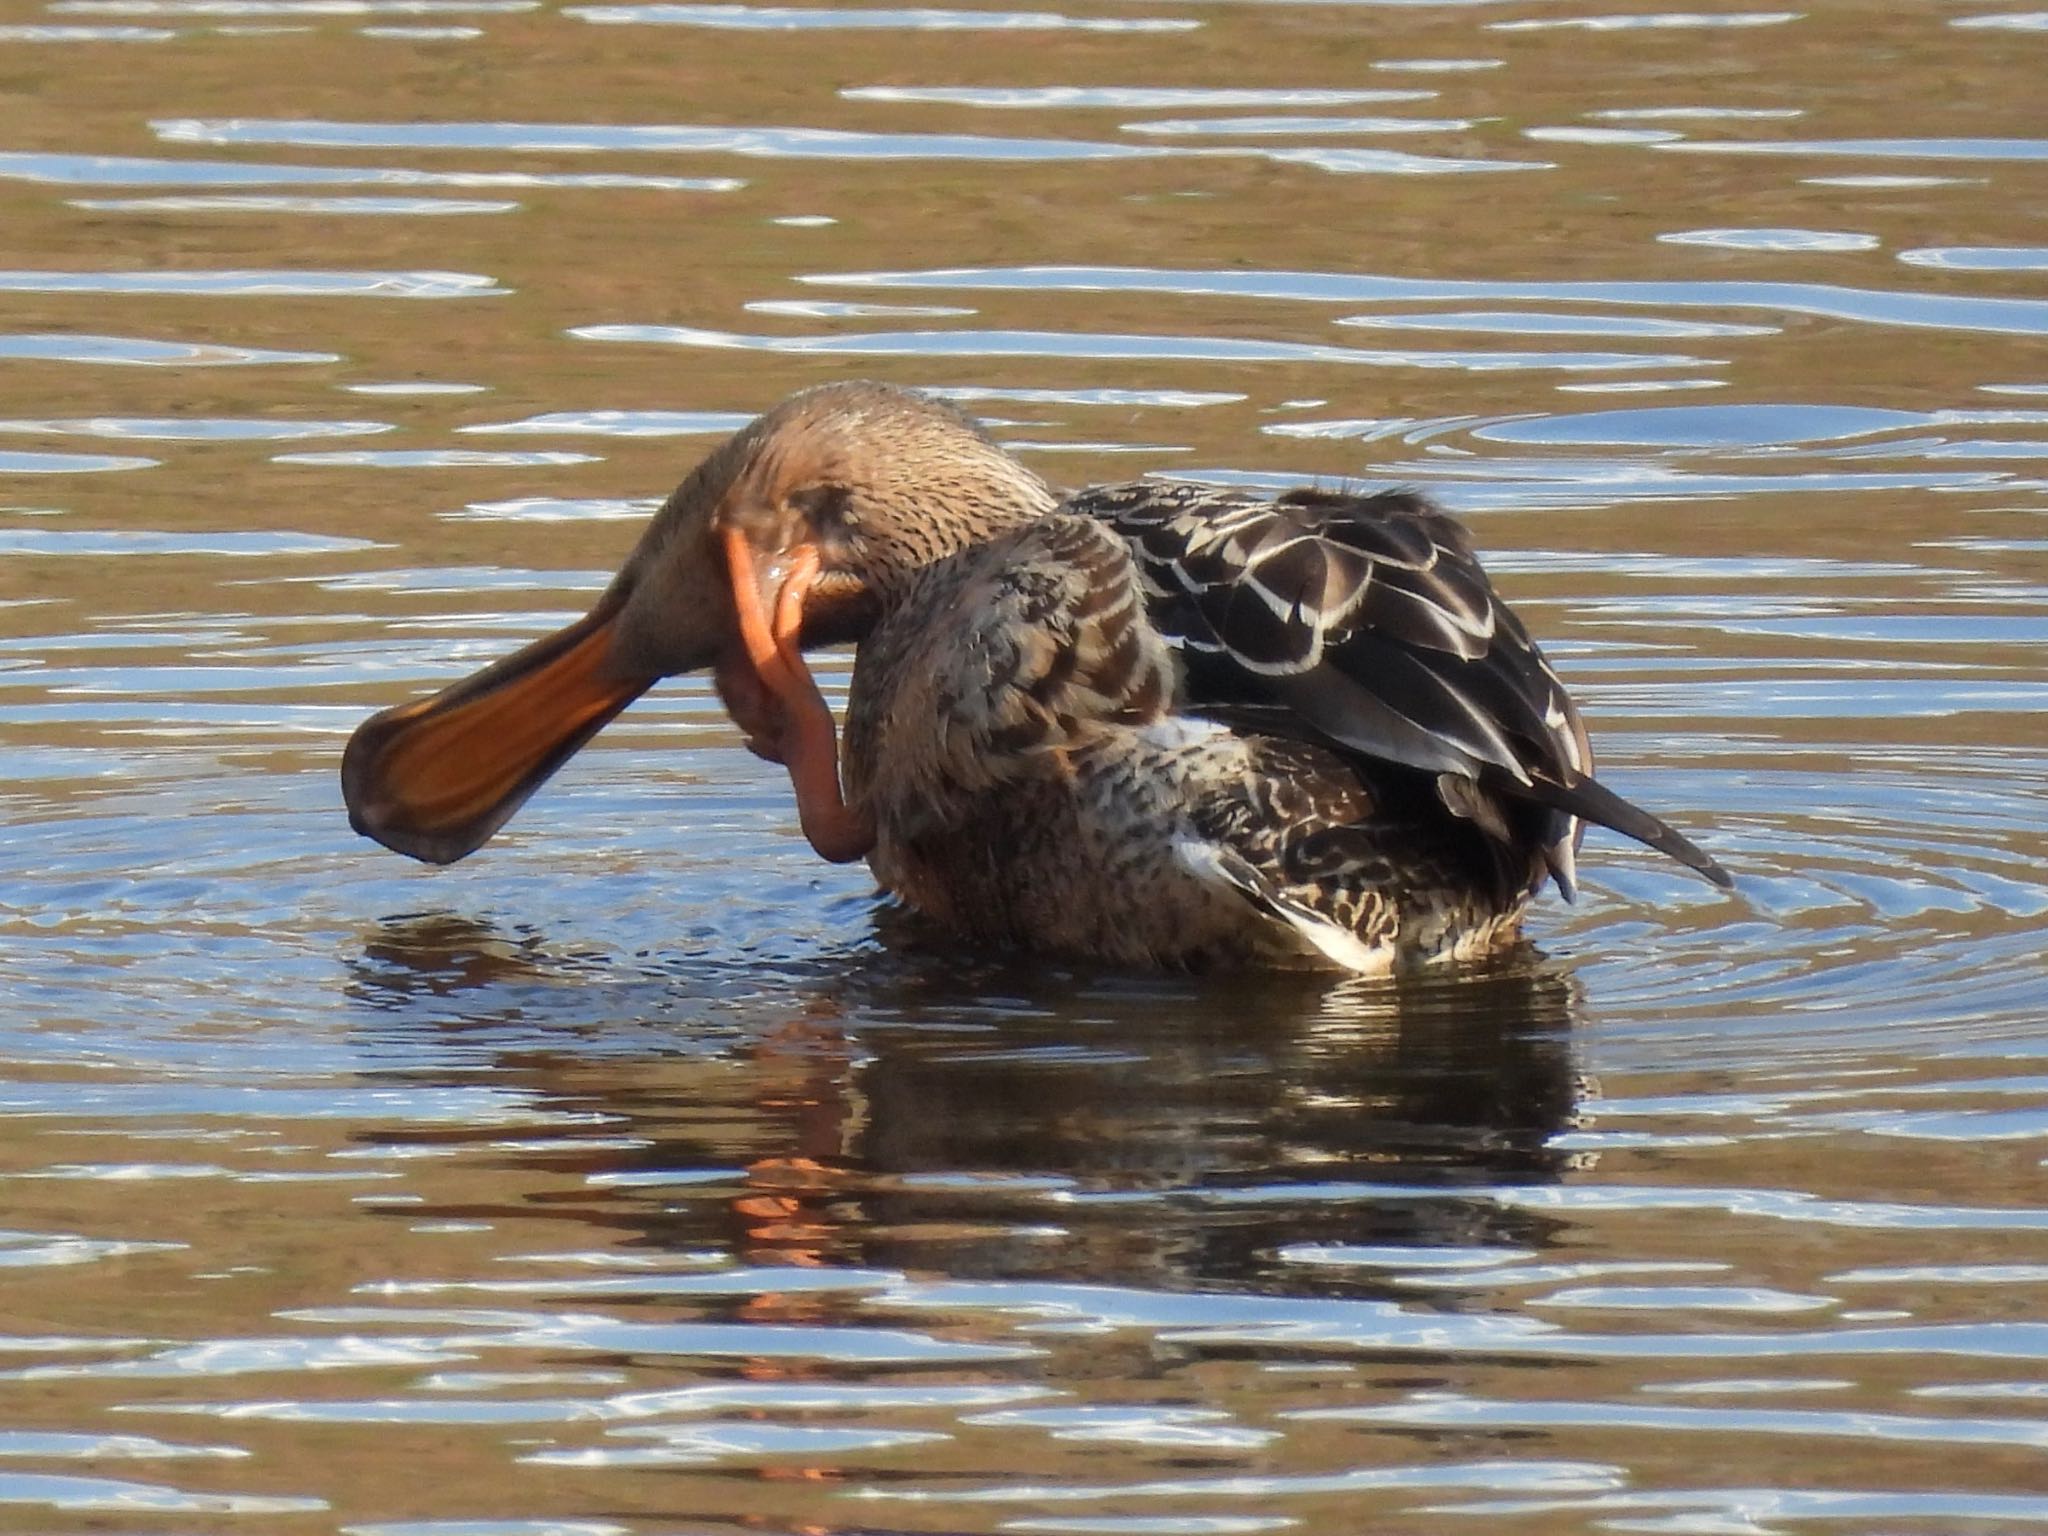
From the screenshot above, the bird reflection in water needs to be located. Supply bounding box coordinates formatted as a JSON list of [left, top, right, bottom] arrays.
[[345, 914, 1585, 1300]]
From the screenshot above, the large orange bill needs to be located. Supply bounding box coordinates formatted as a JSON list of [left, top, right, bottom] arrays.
[[342, 599, 655, 865]]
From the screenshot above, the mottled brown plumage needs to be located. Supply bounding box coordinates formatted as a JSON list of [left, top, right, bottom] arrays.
[[342, 381, 1730, 972]]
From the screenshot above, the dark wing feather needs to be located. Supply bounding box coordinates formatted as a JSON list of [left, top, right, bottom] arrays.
[[1073, 481, 1731, 891]]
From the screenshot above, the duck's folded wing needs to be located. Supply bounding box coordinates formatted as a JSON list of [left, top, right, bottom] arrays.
[[1077, 482, 1730, 890]]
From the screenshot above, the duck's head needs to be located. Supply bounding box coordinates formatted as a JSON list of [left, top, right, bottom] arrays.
[[341, 381, 1057, 865]]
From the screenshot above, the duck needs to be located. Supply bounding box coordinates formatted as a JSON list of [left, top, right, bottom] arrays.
[[342, 381, 1730, 972]]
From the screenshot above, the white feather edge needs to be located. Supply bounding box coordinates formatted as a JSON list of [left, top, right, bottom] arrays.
[[1171, 838, 1394, 976]]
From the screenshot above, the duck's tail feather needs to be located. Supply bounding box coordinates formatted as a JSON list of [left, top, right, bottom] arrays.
[[1503, 770, 1733, 890]]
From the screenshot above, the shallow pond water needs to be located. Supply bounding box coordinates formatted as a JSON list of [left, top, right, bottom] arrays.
[[2, 2, 2046, 1532]]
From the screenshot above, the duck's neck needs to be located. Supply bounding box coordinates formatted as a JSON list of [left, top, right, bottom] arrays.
[[861, 459, 1063, 607]]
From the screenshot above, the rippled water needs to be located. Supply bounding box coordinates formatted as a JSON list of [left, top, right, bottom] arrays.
[[2, 1, 2044, 1531]]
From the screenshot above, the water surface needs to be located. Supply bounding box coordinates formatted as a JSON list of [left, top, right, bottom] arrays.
[[1, 2, 2044, 1532]]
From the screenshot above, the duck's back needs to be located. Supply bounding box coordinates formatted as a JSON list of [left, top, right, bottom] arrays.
[[838, 494, 1563, 970]]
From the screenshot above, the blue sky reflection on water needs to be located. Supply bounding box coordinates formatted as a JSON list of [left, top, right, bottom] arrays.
[[0, 0, 2044, 1532]]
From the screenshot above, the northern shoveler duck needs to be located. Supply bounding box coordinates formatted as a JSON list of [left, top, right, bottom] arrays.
[[342, 381, 1730, 972]]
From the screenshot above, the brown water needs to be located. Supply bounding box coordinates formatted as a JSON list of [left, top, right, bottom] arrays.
[[3, 2, 2047, 1532]]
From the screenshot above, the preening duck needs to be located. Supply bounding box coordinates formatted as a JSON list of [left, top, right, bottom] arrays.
[[342, 381, 1730, 972]]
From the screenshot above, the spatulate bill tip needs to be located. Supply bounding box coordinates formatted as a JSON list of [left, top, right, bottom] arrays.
[[338, 602, 653, 867]]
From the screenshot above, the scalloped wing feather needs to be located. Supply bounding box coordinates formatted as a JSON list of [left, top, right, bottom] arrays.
[[1075, 480, 1730, 890], [1083, 484, 1575, 783]]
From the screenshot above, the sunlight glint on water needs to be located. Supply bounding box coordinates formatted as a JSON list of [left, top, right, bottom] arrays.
[[0, 1, 2043, 1533]]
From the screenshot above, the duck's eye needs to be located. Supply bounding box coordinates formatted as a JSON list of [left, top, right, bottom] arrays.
[[788, 484, 854, 526]]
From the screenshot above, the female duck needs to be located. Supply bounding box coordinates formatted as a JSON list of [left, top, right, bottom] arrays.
[[342, 382, 1728, 972]]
